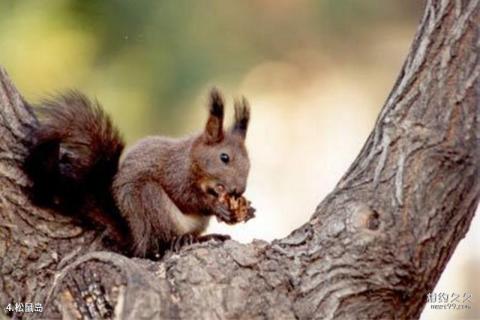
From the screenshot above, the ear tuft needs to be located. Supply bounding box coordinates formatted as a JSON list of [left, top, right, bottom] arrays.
[[232, 97, 250, 139], [204, 88, 225, 144], [209, 88, 224, 118]]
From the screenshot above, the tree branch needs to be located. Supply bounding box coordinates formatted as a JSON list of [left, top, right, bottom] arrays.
[[0, 1, 479, 319]]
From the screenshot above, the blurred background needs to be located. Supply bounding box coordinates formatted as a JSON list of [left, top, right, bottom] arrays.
[[0, 1, 477, 319]]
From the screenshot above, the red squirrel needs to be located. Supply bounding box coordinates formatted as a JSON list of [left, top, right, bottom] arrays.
[[23, 89, 252, 258]]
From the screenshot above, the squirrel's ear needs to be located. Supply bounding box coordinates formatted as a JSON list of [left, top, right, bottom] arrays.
[[204, 88, 224, 144], [231, 97, 250, 140]]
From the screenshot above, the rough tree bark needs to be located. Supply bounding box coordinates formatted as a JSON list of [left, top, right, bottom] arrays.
[[0, 1, 479, 319]]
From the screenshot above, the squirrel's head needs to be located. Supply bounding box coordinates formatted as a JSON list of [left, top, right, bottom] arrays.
[[192, 89, 250, 197]]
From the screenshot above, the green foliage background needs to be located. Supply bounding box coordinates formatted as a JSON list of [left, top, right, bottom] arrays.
[[0, 0, 420, 141]]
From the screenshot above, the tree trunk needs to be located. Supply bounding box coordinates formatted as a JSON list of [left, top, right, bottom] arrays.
[[0, 0, 479, 319]]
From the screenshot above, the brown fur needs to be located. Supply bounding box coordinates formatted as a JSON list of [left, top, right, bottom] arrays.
[[23, 88, 251, 258], [113, 89, 251, 256]]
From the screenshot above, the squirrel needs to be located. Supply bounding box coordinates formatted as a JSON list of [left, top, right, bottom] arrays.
[[23, 88, 251, 258]]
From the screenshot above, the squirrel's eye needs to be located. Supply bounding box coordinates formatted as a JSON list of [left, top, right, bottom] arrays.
[[220, 153, 230, 164]]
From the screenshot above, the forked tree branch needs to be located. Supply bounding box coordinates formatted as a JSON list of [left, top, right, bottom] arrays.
[[0, 1, 479, 319]]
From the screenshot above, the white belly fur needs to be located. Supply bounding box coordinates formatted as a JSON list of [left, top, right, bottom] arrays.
[[164, 196, 210, 235]]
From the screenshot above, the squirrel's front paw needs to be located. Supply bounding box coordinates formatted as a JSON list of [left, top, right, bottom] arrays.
[[213, 203, 236, 224]]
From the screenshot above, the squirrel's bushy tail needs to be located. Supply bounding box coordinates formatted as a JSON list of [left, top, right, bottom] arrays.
[[24, 91, 125, 214]]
